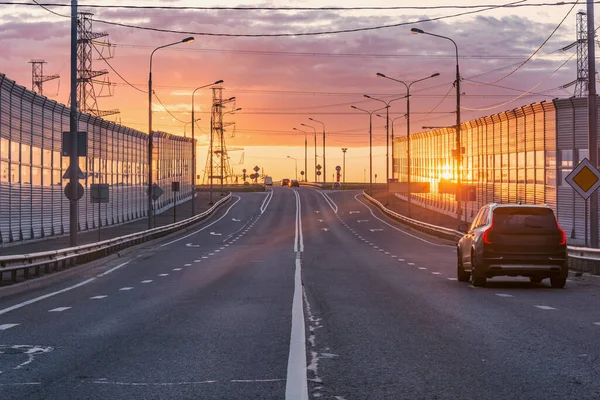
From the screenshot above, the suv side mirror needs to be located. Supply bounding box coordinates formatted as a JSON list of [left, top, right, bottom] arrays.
[[458, 223, 469, 233]]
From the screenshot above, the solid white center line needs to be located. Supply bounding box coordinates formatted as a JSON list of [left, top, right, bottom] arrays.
[[141, 280, 153, 284], [159, 274, 169, 277], [49, 307, 71, 312], [0, 323, 19, 330], [286, 255, 308, 400], [535, 305, 556, 310], [495, 293, 514, 298], [173, 268, 182, 271], [432, 272, 441, 275], [90, 295, 107, 300], [119, 287, 133, 291]]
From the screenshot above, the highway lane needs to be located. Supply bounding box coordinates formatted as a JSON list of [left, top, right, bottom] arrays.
[[302, 188, 600, 399], [3, 186, 600, 399], [0, 188, 300, 399]]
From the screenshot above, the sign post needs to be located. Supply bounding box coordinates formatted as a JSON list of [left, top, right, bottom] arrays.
[[91, 183, 109, 241]]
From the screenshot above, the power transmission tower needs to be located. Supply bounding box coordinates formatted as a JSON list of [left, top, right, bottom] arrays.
[[203, 88, 235, 186], [76, 11, 119, 117], [575, 11, 589, 97], [29, 60, 59, 96]]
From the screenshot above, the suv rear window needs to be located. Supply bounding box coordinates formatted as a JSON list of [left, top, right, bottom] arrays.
[[493, 207, 558, 234]]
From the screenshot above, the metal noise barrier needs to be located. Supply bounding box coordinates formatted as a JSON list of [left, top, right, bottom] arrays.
[[0, 194, 232, 285], [361, 191, 600, 271]]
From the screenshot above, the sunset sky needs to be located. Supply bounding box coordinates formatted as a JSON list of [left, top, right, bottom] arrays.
[[0, 1, 589, 181]]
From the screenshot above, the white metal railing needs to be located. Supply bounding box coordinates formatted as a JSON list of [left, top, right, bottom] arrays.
[[0, 194, 232, 284], [362, 191, 600, 263]]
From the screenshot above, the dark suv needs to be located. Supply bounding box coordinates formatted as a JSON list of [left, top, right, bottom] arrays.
[[457, 204, 568, 288]]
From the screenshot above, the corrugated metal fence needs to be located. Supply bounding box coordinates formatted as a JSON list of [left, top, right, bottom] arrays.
[[0, 73, 193, 246]]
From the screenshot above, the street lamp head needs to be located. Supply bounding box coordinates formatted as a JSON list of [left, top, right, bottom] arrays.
[[376, 73, 386, 78], [214, 79, 224, 84], [301, 123, 308, 126], [308, 117, 314, 121], [228, 96, 235, 101], [411, 28, 424, 34], [431, 73, 440, 78], [363, 94, 371, 99], [235, 107, 242, 112], [351, 106, 357, 109], [182, 37, 195, 43]]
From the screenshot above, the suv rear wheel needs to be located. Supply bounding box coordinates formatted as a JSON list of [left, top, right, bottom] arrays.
[[471, 252, 487, 287], [457, 250, 470, 282], [550, 277, 566, 289]]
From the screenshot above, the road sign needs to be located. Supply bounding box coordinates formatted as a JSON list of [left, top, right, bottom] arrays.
[[333, 181, 340, 189], [243, 169, 247, 173], [335, 165, 341, 172], [146, 183, 164, 201], [62, 165, 85, 180], [300, 171, 305, 176], [90, 183, 109, 203], [64, 182, 84, 200], [565, 158, 600, 199], [253, 165, 260, 172], [61, 131, 88, 157], [316, 171, 322, 176], [316, 164, 322, 171], [172, 181, 180, 192]]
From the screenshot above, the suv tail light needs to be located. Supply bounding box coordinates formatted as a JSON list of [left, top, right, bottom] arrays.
[[555, 217, 567, 245], [483, 214, 494, 245]]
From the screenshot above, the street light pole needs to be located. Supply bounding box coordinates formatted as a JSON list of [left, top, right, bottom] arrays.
[[148, 36, 194, 229], [293, 127, 308, 181], [341, 148, 348, 183], [351, 105, 387, 195], [287, 156, 298, 180], [301, 123, 317, 182], [191, 79, 223, 216], [309, 118, 326, 184], [411, 27, 462, 222], [376, 72, 439, 218]]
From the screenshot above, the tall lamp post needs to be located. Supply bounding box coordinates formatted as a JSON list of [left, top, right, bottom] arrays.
[[184, 118, 201, 138], [341, 148, 348, 183], [287, 156, 298, 180], [191, 79, 223, 216], [351, 105, 388, 195], [293, 127, 308, 181], [411, 27, 462, 222], [309, 118, 326, 184], [375, 72, 439, 217], [148, 36, 194, 229], [301, 123, 317, 182]]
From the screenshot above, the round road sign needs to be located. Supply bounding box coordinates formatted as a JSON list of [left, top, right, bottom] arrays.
[[316, 171, 322, 176], [335, 165, 341, 172], [333, 181, 340, 188], [300, 171, 305, 175], [64, 182, 84, 200]]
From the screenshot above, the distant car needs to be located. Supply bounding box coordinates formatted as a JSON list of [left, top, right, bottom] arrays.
[[289, 179, 300, 187], [281, 178, 290, 186], [457, 203, 568, 288], [264, 176, 273, 186]]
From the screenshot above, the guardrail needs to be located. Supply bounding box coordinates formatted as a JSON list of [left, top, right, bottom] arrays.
[[0, 194, 232, 285], [362, 191, 600, 274], [299, 182, 323, 189]]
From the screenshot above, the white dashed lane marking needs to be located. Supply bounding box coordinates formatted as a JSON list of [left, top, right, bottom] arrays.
[[408, 263, 416, 266], [173, 268, 182, 271], [90, 295, 107, 300], [49, 307, 71, 312], [535, 305, 556, 310], [158, 274, 169, 277], [495, 293, 514, 298], [0, 323, 19, 330], [447, 278, 458, 281], [184, 264, 192, 267], [418, 267, 426, 270], [119, 287, 133, 291], [141, 280, 153, 284], [594, 322, 600, 326], [431, 272, 441, 275]]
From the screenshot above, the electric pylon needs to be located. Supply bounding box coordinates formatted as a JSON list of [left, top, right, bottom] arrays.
[[29, 60, 59, 96], [574, 11, 588, 97]]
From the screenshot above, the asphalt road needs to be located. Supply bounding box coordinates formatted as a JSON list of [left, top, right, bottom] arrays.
[[1, 187, 600, 399]]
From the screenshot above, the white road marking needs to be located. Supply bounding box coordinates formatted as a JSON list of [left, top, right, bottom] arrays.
[[495, 293, 514, 298], [369, 229, 384, 232], [260, 189, 274, 214], [119, 287, 133, 291], [293, 190, 304, 253], [184, 264, 192, 266], [141, 280, 153, 284], [209, 253, 215, 256], [173, 268, 182, 271], [0, 278, 96, 316], [447, 278, 458, 281], [391, 255, 397, 258], [384, 252, 391, 255], [408, 263, 416, 266], [418, 267, 426, 270], [286, 254, 309, 400], [593, 322, 600, 326], [0, 323, 19, 330], [357, 220, 369, 223], [432, 272, 441, 275], [90, 295, 107, 300], [202, 256, 208, 259], [232, 218, 241, 222], [195, 259, 202, 262], [534, 305, 556, 310], [210, 232, 222, 236], [97, 261, 131, 278], [49, 307, 71, 312], [398, 259, 405, 261], [161, 196, 242, 246], [354, 194, 451, 247], [318, 219, 324, 223], [349, 211, 360, 214], [219, 247, 225, 250], [158, 274, 169, 277], [185, 243, 200, 248], [321, 228, 329, 232], [215, 250, 221, 252]]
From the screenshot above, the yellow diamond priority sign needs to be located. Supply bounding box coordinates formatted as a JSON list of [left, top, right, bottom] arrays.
[[565, 158, 600, 200]]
